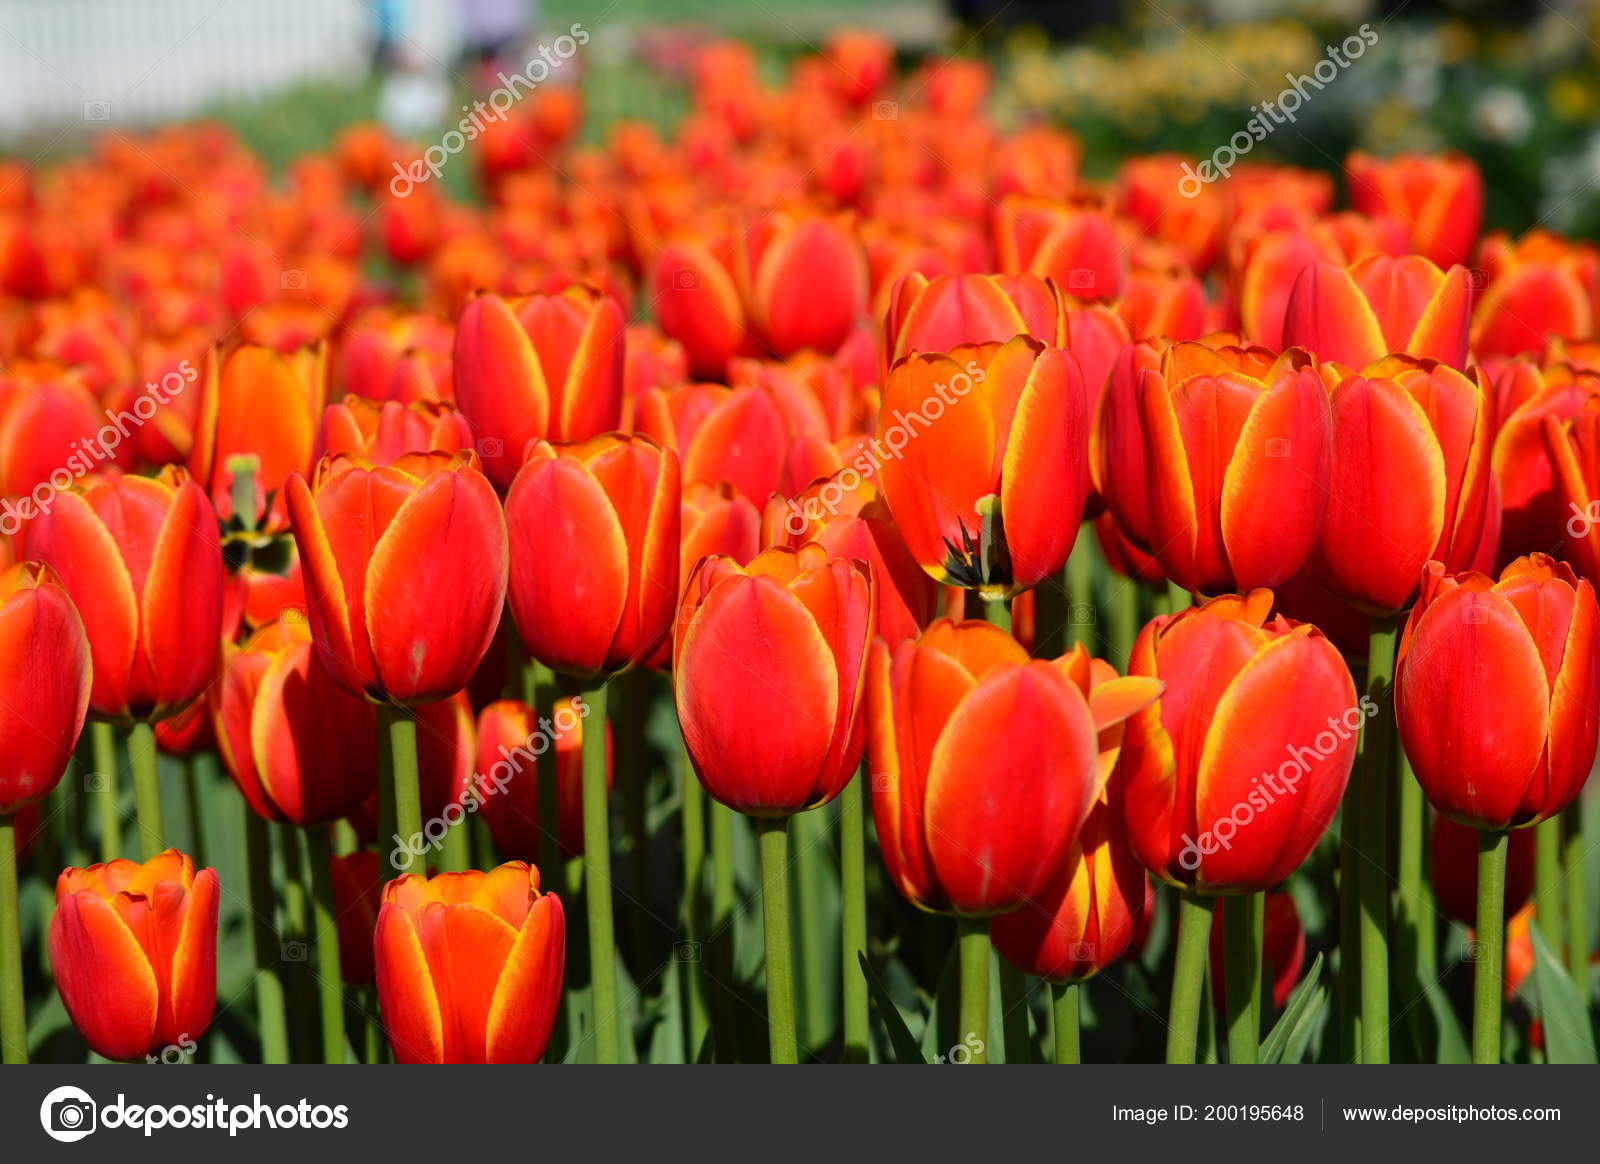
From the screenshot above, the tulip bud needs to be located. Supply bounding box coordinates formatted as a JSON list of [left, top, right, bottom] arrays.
[[49, 850, 219, 1061], [0, 562, 91, 813], [287, 451, 507, 706], [1396, 555, 1600, 830], [475, 697, 611, 859], [1431, 814, 1535, 927], [1119, 591, 1359, 893], [374, 863, 564, 1063]]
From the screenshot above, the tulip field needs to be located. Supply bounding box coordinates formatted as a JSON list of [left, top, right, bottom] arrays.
[[4, 7, 1600, 1079]]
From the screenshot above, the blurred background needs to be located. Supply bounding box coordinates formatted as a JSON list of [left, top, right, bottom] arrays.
[[1, 0, 1598, 229]]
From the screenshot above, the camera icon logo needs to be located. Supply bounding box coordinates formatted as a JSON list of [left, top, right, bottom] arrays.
[[1465, 268, 1489, 290], [673, 940, 702, 962], [1069, 603, 1095, 626], [280, 269, 308, 291], [281, 939, 309, 962], [1067, 268, 1096, 292], [1265, 437, 1292, 458], [82, 101, 111, 122], [872, 100, 899, 121], [476, 437, 504, 459], [672, 268, 701, 291], [40, 1085, 97, 1142]]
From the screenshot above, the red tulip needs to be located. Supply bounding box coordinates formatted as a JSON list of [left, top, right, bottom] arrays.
[[876, 336, 1089, 598], [868, 622, 1159, 915], [1119, 591, 1360, 893], [993, 197, 1123, 303], [990, 780, 1149, 982], [476, 696, 610, 859], [1139, 342, 1331, 594], [452, 287, 627, 489], [22, 466, 223, 723], [1491, 359, 1600, 564], [883, 272, 1064, 375], [675, 544, 873, 816], [0, 562, 91, 813], [316, 395, 473, 466], [1396, 555, 1600, 830], [374, 862, 565, 1064], [1282, 254, 1474, 371], [287, 451, 507, 705], [1347, 152, 1483, 270], [210, 617, 377, 826], [49, 850, 218, 1061], [1314, 356, 1493, 614], [506, 434, 679, 679]]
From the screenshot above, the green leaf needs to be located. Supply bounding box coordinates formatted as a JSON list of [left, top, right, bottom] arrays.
[[858, 953, 929, 1064], [1531, 920, 1598, 1064], [1260, 953, 1325, 1064], [1418, 967, 1471, 1064]]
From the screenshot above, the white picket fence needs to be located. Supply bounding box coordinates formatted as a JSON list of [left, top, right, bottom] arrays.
[[0, 0, 465, 138]]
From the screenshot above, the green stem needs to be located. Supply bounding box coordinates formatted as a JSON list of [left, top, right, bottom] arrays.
[[839, 770, 869, 1063], [128, 721, 163, 860], [92, 720, 119, 861], [581, 679, 620, 1064], [381, 705, 421, 884], [183, 754, 208, 870], [983, 597, 1012, 634], [792, 809, 827, 1052], [1473, 830, 1508, 1065], [243, 811, 289, 1064], [757, 815, 798, 1064], [1066, 523, 1095, 651], [956, 916, 990, 1064], [1337, 776, 1362, 1061], [0, 814, 28, 1063], [613, 672, 652, 974], [1534, 815, 1563, 949], [1166, 892, 1214, 1063], [440, 816, 472, 873], [1108, 576, 1139, 672], [1051, 981, 1080, 1064], [1563, 802, 1588, 991], [710, 799, 737, 1062], [999, 958, 1031, 1063], [363, 987, 384, 1064], [1395, 753, 1425, 1035], [530, 663, 562, 891], [679, 739, 709, 1058], [1223, 894, 1262, 1064], [278, 822, 315, 1060], [305, 826, 345, 1064], [1360, 615, 1398, 1065]]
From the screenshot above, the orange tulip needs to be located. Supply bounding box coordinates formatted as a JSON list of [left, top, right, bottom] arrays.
[[993, 197, 1123, 303], [316, 395, 473, 466], [1119, 592, 1359, 893], [1491, 359, 1600, 563], [374, 863, 565, 1064], [190, 342, 326, 530], [210, 617, 377, 826], [21, 467, 223, 723], [0, 362, 121, 502], [287, 451, 507, 705], [675, 544, 873, 816], [452, 287, 627, 489], [1346, 152, 1483, 270], [1282, 254, 1474, 371], [1396, 556, 1600, 830], [990, 781, 1148, 983], [1139, 342, 1331, 594], [876, 335, 1089, 598], [1471, 230, 1599, 362], [49, 850, 218, 1061], [883, 272, 1064, 374], [868, 623, 1158, 915], [1314, 356, 1493, 614], [0, 562, 91, 813], [505, 434, 678, 680]]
